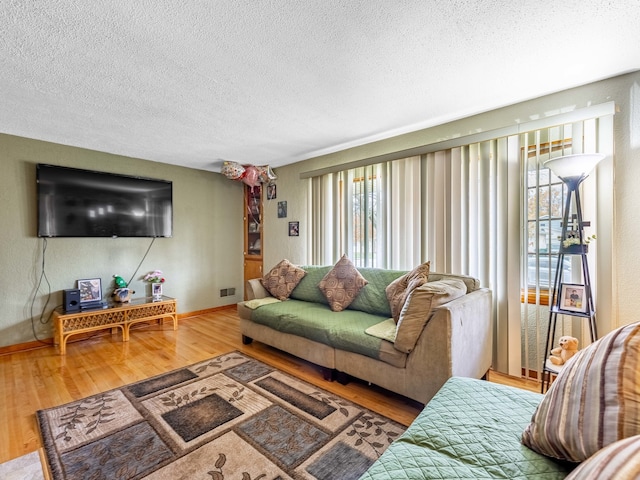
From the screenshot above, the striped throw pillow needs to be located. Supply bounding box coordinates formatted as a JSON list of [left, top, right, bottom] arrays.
[[564, 434, 640, 479], [522, 322, 640, 462]]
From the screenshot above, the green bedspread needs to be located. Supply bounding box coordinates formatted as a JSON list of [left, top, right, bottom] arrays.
[[360, 377, 575, 479]]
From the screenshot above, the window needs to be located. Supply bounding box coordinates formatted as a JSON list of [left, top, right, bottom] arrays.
[[523, 135, 573, 304]]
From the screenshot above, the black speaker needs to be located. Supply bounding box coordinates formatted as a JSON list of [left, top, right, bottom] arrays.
[[63, 289, 81, 313]]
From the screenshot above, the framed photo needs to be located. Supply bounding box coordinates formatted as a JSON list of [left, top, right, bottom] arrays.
[[559, 283, 587, 313], [278, 201, 287, 218], [152, 283, 163, 297], [77, 278, 102, 303], [288, 221, 299, 236], [267, 183, 277, 200]]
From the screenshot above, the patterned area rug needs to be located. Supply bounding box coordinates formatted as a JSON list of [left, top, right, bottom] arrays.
[[37, 351, 405, 480]]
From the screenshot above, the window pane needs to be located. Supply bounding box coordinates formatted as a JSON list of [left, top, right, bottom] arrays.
[[538, 185, 549, 218], [538, 168, 550, 185], [350, 167, 379, 267], [527, 254, 571, 288], [549, 219, 563, 253], [527, 221, 540, 254], [527, 187, 538, 220], [549, 183, 564, 218]]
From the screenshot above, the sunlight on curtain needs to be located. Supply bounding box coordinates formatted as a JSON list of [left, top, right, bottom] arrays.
[[421, 140, 521, 373]]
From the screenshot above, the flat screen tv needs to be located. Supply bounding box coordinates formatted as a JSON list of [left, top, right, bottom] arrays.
[[37, 164, 173, 238]]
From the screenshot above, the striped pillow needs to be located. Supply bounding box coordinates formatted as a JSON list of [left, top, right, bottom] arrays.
[[564, 435, 640, 479], [522, 322, 640, 462]]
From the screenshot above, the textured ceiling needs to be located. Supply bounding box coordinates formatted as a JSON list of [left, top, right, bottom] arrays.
[[1, 1, 639, 172]]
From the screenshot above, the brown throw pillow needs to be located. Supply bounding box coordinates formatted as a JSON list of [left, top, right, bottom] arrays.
[[394, 279, 466, 353], [260, 259, 306, 300], [318, 255, 368, 312], [385, 261, 431, 322]]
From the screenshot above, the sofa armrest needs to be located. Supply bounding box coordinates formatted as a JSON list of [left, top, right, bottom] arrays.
[[245, 278, 270, 300], [398, 288, 492, 401], [424, 288, 493, 379]]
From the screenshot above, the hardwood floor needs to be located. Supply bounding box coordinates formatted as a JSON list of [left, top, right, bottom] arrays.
[[0, 307, 539, 464]]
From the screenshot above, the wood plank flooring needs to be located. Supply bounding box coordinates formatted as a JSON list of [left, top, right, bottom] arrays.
[[0, 306, 539, 464]]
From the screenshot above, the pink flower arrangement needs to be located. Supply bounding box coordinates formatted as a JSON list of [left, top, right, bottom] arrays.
[[143, 270, 165, 283]]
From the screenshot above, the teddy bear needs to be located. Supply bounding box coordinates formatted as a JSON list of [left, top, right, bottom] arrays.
[[549, 335, 579, 365]]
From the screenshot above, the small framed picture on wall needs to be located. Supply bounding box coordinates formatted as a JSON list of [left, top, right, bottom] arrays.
[[278, 201, 287, 218], [267, 183, 277, 200], [288, 221, 299, 236]]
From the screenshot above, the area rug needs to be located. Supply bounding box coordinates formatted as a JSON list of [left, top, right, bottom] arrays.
[[37, 351, 405, 480]]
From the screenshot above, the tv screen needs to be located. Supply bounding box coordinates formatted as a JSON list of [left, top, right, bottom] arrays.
[[37, 164, 173, 238]]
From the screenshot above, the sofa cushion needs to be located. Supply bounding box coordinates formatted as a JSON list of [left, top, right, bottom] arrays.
[[394, 279, 467, 353], [564, 435, 640, 480], [260, 259, 306, 300], [249, 299, 400, 362], [289, 265, 331, 304], [522, 321, 640, 463], [318, 255, 368, 312], [385, 261, 431, 322], [348, 268, 405, 317]]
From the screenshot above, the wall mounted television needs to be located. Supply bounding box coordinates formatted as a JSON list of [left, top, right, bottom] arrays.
[[37, 164, 173, 238]]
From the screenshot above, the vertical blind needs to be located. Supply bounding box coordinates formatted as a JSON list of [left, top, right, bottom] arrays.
[[308, 103, 614, 376]]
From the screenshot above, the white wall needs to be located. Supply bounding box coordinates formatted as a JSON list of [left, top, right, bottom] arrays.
[[266, 71, 640, 336], [0, 134, 244, 347]]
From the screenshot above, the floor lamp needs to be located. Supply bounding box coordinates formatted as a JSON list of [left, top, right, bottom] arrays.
[[540, 153, 604, 392]]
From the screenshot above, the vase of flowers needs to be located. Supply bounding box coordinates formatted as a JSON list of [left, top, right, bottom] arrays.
[[143, 270, 166, 298]]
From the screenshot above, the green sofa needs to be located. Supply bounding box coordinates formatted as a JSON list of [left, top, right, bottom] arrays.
[[237, 266, 492, 404], [360, 377, 574, 479]]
